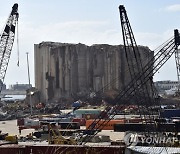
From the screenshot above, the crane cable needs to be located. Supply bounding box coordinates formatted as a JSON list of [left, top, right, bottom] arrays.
[[16, 17, 19, 67]]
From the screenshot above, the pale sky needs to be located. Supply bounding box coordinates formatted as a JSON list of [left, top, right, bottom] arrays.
[[0, 0, 180, 87]]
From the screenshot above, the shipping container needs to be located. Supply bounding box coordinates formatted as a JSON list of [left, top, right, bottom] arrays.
[[17, 118, 24, 126], [86, 119, 125, 130], [74, 109, 101, 118], [72, 118, 86, 126], [114, 123, 179, 132], [24, 118, 39, 127], [0, 145, 125, 154], [127, 118, 142, 123], [82, 114, 98, 120], [160, 109, 180, 118], [58, 122, 80, 129]]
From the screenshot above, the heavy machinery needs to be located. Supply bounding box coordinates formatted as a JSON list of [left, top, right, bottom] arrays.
[[0, 3, 19, 92], [175, 49, 180, 94], [77, 5, 180, 145], [119, 5, 158, 108], [48, 123, 77, 145]]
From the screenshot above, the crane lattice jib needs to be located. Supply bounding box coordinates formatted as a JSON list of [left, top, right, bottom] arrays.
[[175, 51, 180, 84], [0, 3, 18, 91], [79, 34, 179, 145], [119, 5, 154, 105], [174, 29, 180, 89], [78, 8, 180, 145]]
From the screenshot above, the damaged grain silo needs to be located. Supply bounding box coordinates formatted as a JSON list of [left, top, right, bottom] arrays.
[[34, 42, 153, 104]]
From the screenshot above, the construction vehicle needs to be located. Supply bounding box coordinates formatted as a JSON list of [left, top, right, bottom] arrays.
[[48, 123, 77, 145], [0, 3, 19, 92], [77, 5, 180, 145], [5, 135, 18, 144]]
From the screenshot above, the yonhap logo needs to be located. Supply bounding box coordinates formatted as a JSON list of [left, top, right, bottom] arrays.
[[124, 132, 179, 146], [124, 132, 138, 146]]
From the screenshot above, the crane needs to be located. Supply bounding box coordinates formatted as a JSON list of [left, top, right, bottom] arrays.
[[119, 5, 156, 107], [175, 50, 180, 93], [77, 5, 180, 145], [0, 3, 19, 92]]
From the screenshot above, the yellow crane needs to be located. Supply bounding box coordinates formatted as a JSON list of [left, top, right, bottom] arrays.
[[48, 123, 76, 145]]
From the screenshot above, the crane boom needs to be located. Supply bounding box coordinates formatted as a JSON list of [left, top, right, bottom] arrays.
[[119, 5, 154, 106], [0, 3, 19, 91], [78, 5, 180, 145]]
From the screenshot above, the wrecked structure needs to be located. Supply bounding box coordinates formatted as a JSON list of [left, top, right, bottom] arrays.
[[34, 42, 153, 103]]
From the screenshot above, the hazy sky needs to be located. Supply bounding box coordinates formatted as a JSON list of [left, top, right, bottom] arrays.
[[0, 0, 180, 87]]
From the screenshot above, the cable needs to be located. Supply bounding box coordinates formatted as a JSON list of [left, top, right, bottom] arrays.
[[16, 17, 19, 67]]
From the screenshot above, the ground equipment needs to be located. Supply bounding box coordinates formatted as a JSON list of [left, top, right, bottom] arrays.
[[48, 123, 77, 145]]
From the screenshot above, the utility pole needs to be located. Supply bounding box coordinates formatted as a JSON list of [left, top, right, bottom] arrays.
[[26, 52, 32, 116]]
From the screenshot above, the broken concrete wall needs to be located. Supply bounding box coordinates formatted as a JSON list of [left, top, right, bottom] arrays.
[[34, 42, 153, 103], [50, 43, 89, 99], [34, 42, 51, 102]]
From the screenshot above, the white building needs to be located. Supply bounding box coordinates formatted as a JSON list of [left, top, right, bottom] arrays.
[[154, 80, 179, 95]]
